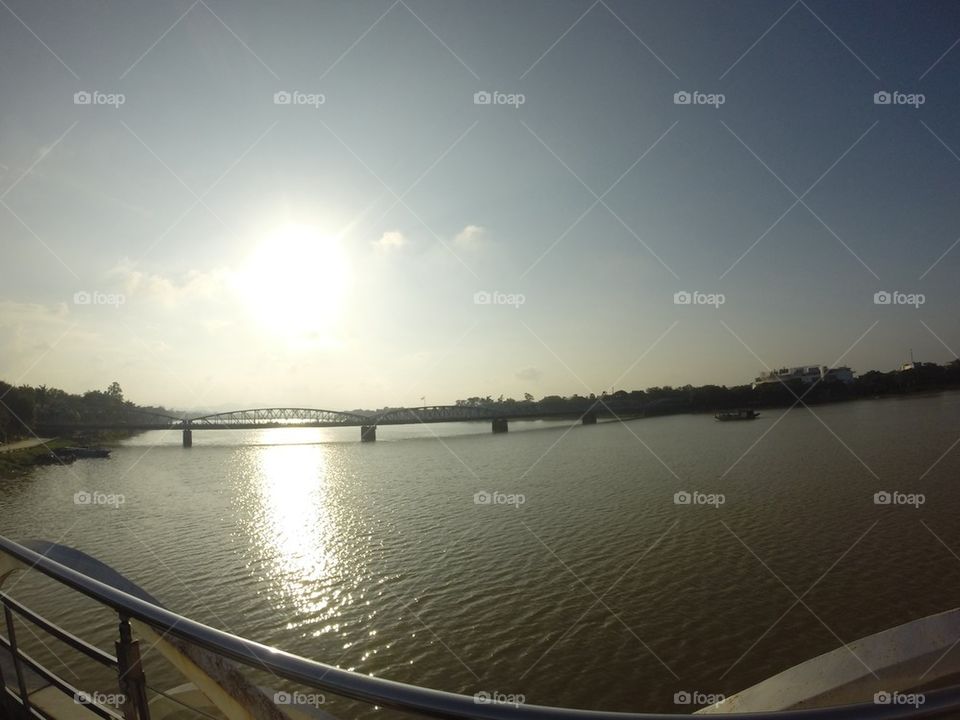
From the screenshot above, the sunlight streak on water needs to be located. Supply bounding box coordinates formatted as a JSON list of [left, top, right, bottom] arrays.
[[231, 436, 362, 636], [257, 442, 336, 606]]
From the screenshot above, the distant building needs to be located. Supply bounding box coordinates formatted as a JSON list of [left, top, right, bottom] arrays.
[[899, 361, 935, 372], [898, 350, 938, 372], [753, 365, 854, 389], [824, 366, 855, 384]]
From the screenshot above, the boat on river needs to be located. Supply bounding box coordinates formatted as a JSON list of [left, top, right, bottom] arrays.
[[61, 447, 111, 459], [37, 447, 111, 466], [715, 409, 759, 421]]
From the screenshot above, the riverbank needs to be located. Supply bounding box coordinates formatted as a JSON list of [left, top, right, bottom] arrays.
[[0, 430, 138, 479], [0, 438, 71, 478]]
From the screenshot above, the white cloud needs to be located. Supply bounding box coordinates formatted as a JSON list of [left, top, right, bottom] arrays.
[[373, 230, 407, 253], [453, 224, 485, 248], [515, 367, 542, 382], [110, 261, 234, 309]]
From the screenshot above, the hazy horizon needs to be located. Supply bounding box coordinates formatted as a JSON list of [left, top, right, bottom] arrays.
[[3, 1, 960, 410]]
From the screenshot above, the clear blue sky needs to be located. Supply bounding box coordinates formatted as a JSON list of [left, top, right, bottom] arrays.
[[2, 0, 959, 409]]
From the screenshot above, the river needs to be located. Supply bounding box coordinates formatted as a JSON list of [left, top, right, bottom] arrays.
[[2, 392, 960, 716]]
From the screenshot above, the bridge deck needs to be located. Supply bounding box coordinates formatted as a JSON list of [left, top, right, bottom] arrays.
[[37, 405, 649, 433]]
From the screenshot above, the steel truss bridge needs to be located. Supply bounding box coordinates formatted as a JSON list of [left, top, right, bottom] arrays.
[[38, 403, 647, 445]]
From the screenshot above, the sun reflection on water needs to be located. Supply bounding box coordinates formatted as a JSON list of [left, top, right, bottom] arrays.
[[250, 435, 340, 620], [234, 430, 393, 668]]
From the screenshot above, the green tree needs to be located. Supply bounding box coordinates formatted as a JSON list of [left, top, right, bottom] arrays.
[[107, 382, 124, 402]]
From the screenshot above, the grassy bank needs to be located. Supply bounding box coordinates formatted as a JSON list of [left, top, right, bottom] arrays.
[[0, 438, 72, 478], [0, 431, 138, 479]]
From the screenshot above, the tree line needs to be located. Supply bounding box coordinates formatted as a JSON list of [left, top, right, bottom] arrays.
[[3, 359, 959, 442], [0, 381, 171, 443], [454, 360, 960, 416]]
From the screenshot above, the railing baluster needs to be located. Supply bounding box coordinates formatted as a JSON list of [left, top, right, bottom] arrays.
[[4, 603, 31, 714], [115, 614, 150, 720], [0, 634, 7, 702]]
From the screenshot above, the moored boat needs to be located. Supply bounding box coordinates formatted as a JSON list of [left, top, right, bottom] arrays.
[[61, 447, 111, 458], [715, 409, 759, 421]]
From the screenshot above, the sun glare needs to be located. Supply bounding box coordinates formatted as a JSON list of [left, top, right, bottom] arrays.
[[241, 224, 351, 344]]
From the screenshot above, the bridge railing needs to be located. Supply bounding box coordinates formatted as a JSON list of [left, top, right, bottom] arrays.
[[184, 408, 373, 427], [2, 536, 960, 720]]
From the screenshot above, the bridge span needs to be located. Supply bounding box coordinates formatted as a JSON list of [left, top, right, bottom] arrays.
[[36, 403, 650, 446]]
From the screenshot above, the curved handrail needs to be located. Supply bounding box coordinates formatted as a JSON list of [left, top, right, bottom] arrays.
[[2, 535, 960, 720]]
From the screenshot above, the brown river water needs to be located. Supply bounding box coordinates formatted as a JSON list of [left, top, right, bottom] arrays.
[[2, 392, 960, 716]]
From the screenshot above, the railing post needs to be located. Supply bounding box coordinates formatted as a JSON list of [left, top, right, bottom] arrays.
[[116, 614, 151, 720], [3, 604, 31, 714]]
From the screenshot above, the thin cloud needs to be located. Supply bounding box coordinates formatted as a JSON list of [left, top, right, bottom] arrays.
[[454, 224, 485, 248], [516, 367, 542, 382], [373, 230, 407, 253]]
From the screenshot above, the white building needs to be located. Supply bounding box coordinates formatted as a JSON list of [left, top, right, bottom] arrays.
[[753, 365, 854, 388]]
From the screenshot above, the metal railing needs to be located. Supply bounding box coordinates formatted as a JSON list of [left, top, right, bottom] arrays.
[[2, 534, 960, 720], [0, 590, 130, 720]]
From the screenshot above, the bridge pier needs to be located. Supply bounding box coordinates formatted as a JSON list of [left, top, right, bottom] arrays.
[[582, 411, 598, 425], [182, 429, 192, 448], [361, 425, 377, 442], [491, 418, 508, 434]]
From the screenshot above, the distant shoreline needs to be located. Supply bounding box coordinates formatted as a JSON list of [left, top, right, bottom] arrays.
[[0, 430, 141, 479]]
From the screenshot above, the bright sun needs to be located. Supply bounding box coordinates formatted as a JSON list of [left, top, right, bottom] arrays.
[[240, 224, 351, 344]]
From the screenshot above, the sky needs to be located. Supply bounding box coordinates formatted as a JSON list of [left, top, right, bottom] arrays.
[[1, 0, 959, 411]]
